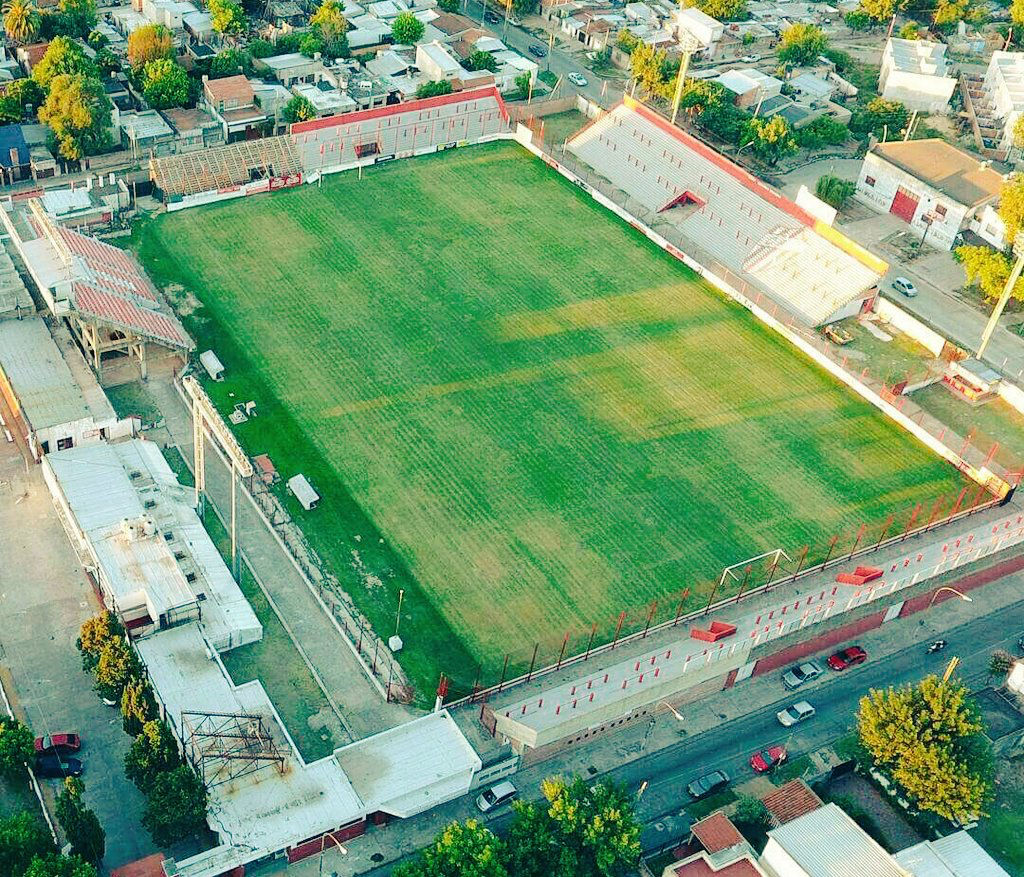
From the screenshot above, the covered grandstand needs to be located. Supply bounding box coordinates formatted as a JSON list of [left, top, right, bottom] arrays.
[[567, 97, 888, 326], [0, 199, 192, 379]]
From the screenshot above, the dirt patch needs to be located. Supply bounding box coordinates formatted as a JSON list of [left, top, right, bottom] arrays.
[[826, 773, 923, 851], [163, 283, 203, 317]]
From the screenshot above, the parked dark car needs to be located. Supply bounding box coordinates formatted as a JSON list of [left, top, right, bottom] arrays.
[[827, 645, 868, 671], [34, 754, 83, 779], [528, 44, 548, 58], [34, 733, 81, 755], [687, 769, 729, 799]]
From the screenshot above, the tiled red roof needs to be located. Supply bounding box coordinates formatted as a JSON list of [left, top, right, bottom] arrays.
[[60, 226, 157, 301], [690, 812, 745, 854], [762, 780, 824, 827], [74, 283, 190, 349], [674, 854, 762, 877]]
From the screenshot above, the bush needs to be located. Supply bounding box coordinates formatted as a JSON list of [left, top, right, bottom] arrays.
[[0, 717, 34, 780], [815, 174, 856, 208]]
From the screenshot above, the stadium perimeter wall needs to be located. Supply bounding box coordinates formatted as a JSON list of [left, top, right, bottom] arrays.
[[510, 124, 1008, 499]]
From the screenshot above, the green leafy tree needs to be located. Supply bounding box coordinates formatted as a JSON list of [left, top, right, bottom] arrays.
[[299, 31, 323, 56], [844, 9, 872, 29], [815, 174, 856, 208], [0, 77, 44, 122], [777, 23, 828, 65], [274, 31, 302, 52], [53, 0, 95, 37], [795, 116, 847, 149], [437, 0, 458, 10], [733, 795, 770, 826], [999, 173, 1024, 243], [282, 93, 316, 122], [85, 27, 107, 47], [899, 21, 920, 38], [513, 70, 532, 99], [933, 0, 969, 30], [391, 10, 424, 43], [95, 47, 120, 74], [617, 28, 640, 53], [92, 635, 142, 701], [502, 799, 558, 877], [126, 23, 174, 72], [394, 819, 507, 877], [33, 35, 96, 90], [415, 79, 453, 98], [857, 676, 993, 823], [209, 47, 251, 76], [0, 812, 54, 877], [248, 37, 275, 57], [56, 778, 105, 863], [464, 49, 498, 71], [24, 853, 99, 877], [142, 58, 189, 109], [686, 0, 745, 21], [120, 677, 157, 737], [3, 0, 40, 43], [850, 96, 908, 138], [209, 0, 245, 34], [630, 41, 669, 96], [740, 114, 797, 165], [861, 0, 905, 20], [125, 720, 181, 793], [954, 245, 1024, 301], [310, 0, 347, 44], [141, 764, 208, 846], [989, 649, 1014, 679], [0, 717, 34, 780]]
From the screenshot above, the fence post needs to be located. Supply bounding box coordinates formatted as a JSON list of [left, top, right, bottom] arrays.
[[611, 611, 626, 649], [874, 514, 895, 550], [790, 545, 809, 583], [642, 600, 657, 637], [821, 534, 840, 570], [525, 643, 540, 683], [556, 632, 569, 669], [496, 654, 510, 693], [584, 623, 597, 660], [901, 503, 921, 540]]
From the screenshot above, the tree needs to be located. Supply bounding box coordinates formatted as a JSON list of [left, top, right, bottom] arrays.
[[740, 115, 797, 165], [0, 717, 33, 780], [999, 173, 1024, 244], [857, 676, 992, 823], [248, 37, 275, 57], [1013, 115, 1024, 151], [125, 720, 181, 793], [437, 0, 458, 10], [850, 96, 908, 138], [685, 0, 745, 21], [53, 0, 95, 37], [795, 116, 847, 149], [141, 764, 208, 846], [92, 635, 142, 700], [860, 0, 905, 21], [0, 77, 44, 122], [208, 0, 245, 34], [3, 0, 40, 43], [989, 649, 1014, 679], [933, 0, 969, 30], [502, 800, 558, 877], [299, 31, 324, 56], [33, 36, 96, 90], [415, 79, 452, 98], [955, 245, 1024, 301], [391, 10, 423, 43], [844, 9, 872, 29], [617, 28, 640, 53], [282, 93, 316, 123], [141, 57, 189, 109], [56, 778, 105, 863], [464, 49, 498, 72], [23, 853, 99, 877], [85, 27, 107, 47], [120, 676, 157, 736], [898, 21, 920, 38], [1012, 0, 1024, 27], [732, 795, 770, 826], [274, 31, 302, 52], [394, 820, 507, 877], [513, 70, 532, 100], [77, 612, 123, 672], [310, 0, 346, 42], [777, 23, 827, 66], [815, 174, 856, 208], [0, 812, 54, 877], [95, 47, 120, 74], [127, 23, 174, 71], [630, 41, 669, 96]]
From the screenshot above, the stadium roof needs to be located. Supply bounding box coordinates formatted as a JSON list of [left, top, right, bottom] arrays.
[[766, 803, 907, 877], [894, 832, 1011, 877], [0, 318, 95, 430], [870, 139, 1004, 208]]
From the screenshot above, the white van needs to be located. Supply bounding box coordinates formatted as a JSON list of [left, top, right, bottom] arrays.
[[476, 780, 517, 813]]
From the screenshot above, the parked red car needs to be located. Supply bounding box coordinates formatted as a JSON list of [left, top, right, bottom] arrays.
[[827, 646, 868, 671], [34, 734, 81, 755], [750, 744, 787, 773]]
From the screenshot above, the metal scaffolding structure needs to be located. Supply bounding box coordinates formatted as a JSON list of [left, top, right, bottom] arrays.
[[181, 711, 287, 788]]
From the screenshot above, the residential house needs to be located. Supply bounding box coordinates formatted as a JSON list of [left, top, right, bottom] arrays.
[[714, 68, 782, 108], [879, 38, 956, 113], [0, 124, 30, 185], [659, 812, 767, 877], [855, 138, 1005, 250], [202, 75, 268, 141], [980, 51, 1024, 155], [292, 81, 358, 118], [117, 109, 177, 157], [673, 6, 723, 54], [37, 177, 131, 230], [760, 780, 824, 828], [257, 52, 327, 87], [15, 42, 49, 76], [160, 106, 225, 152], [20, 124, 56, 179], [416, 40, 464, 82]]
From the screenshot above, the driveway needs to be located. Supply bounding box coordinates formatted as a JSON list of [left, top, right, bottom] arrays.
[[0, 440, 154, 869]]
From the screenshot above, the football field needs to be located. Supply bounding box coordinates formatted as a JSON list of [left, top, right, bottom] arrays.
[[136, 142, 970, 697]]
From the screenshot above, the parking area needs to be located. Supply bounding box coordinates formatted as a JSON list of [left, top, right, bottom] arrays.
[[0, 439, 155, 869]]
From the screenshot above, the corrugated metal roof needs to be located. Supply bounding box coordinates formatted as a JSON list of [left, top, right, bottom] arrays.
[[766, 803, 908, 877], [0, 318, 93, 430], [895, 833, 1012, 877]]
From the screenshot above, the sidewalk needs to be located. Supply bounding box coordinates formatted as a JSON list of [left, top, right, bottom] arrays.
[[141, 375, 416, 740]]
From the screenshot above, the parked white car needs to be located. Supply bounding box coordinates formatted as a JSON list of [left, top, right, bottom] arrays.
[[568, 71, 588, 87], [777, 701, 816, 727]]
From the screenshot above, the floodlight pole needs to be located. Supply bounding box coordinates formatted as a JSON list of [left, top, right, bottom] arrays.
[[670, 32, 700, 127], [977, 233, 1024, 360]]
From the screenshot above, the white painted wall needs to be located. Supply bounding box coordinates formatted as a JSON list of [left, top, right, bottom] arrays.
[[760, 837, 811, 877]]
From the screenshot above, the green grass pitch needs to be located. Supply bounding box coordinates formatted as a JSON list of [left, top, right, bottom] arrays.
[[135, 142, 970, 699]]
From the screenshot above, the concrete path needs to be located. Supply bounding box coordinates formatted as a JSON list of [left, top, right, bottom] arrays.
[[141, 375, 416, 740], [0, 439, 155, 869]]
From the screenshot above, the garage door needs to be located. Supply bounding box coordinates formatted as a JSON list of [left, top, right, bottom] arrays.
[[890, 186, 919, 223]]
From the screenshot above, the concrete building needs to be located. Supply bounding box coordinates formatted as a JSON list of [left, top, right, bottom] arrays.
[[202, 75, 268, 141], [673, 6, 723, 52], [160, 106, 225, 152], [879, 38, 956, 113], [117, 109, 177, 157], [895, 833, 1011, 877], [37, 177, 131, 230], [257, 52, 327, 87], [981, 51, 1024, 154], [0, 124, 30, 185], [0, 318, 125, 459], [714, 68, 782, 108], [292, 81, 358, 117], [416, 40, 464, 82], [855, 139, 1005, 250]]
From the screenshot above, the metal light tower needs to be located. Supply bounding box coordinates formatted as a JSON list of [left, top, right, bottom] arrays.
[[977, 231, 1024, 360], [670, 32, 701, 127]]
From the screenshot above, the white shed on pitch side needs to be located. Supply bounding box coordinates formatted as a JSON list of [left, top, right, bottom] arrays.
[[287, 473, 320, 510]]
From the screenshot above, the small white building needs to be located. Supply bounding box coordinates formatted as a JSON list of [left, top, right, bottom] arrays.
[[672, 6, 723, 51], [416, 40, 464, 81], [714, 67, 782, 108], [981, 51, 1024, 154], [855, 139, 1005, 250], [879, 38, 956, 114]]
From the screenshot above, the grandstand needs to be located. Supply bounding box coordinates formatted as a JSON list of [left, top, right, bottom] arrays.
[[151, 136, 304, 201], [567, 97, 887, 326], [0, 199, 191, 379]]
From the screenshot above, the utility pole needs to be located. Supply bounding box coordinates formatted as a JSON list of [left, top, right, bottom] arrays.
[[978, 232, 1024, 360], [669, 32, 701, 126], [903, 109, 918, 141]]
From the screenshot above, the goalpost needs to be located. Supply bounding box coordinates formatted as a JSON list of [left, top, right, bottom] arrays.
[[712, 548, 793, 610]]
